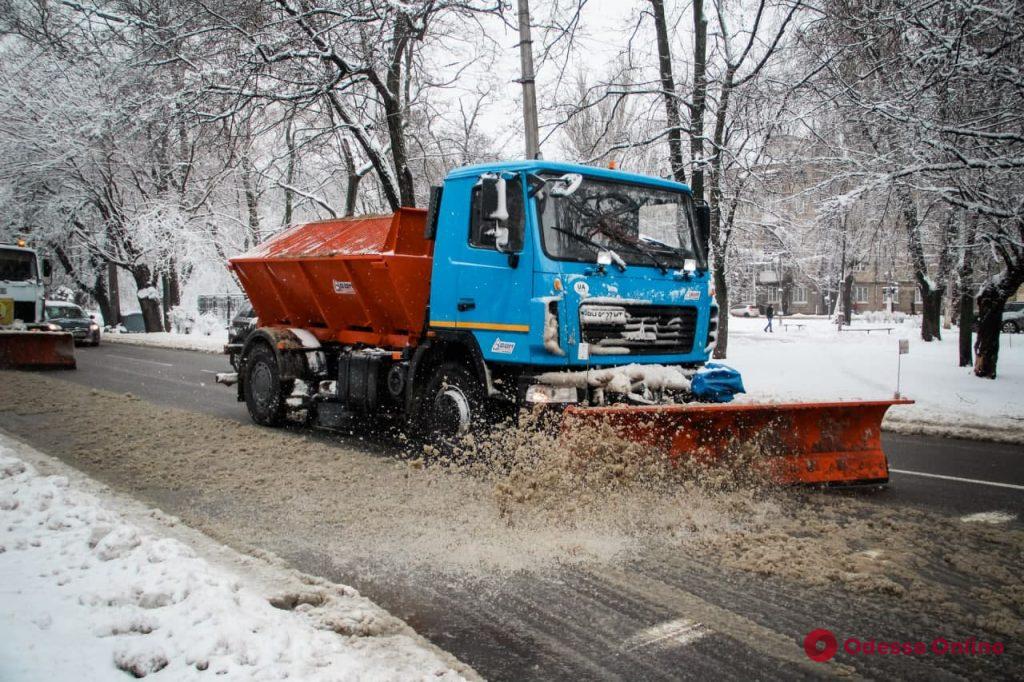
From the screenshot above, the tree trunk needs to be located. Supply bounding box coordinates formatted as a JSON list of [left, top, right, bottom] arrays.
[[240, 156, 261, 247], [131, 264, 164, 333], [712, 265, 729, 359], [341, 139, 362, 217], [898, 186, 950, 342], [841, 274, 854, 325], [107, 261, 121, 326], [958, 291, 974, 367], [973, 285, 1004, 378], [89, 269, 113, 329], [282, 117, 296, 228], [919, 286, 942, 341], [974, 260, 1024, 378], [649, 0, 686, 185], [161, 263, 181, 331], [956, 212, 977, 366], [385, 20, 416, 208]]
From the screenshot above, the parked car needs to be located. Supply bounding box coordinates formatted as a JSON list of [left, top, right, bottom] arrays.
[[730, 304, 760, 317], [1003, 301, 1024, 333], [227, 303, 258, 369], [44, 300, 100, 345]]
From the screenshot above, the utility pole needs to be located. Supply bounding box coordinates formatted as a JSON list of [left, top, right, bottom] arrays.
[[516, 0, 540, 159]]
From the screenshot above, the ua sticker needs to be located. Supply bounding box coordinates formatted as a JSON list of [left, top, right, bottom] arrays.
[[573, 281, 590, 296], [491, 338, 515, 354]]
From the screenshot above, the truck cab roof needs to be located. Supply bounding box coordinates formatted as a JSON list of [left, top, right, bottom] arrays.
[[445, 159, 693, 195], [0, 244, 38, 254]]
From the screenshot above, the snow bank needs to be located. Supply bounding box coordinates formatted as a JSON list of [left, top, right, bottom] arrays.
[[0, 435, 473, 681], [726, 317, 1024, 442], [104, 329, 228, 354]]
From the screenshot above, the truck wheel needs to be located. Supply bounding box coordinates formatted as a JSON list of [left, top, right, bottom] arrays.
[[243, 344, 293, 426], [420, 362, 484, 445]]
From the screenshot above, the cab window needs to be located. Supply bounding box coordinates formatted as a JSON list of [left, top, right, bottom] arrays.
[[469, 177, 523, 251]]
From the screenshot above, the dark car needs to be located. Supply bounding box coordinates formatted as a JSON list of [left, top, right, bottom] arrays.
[[44, 300, 100, 345], [227, 303, 257, 368], [1003, 301, 1024, 333]]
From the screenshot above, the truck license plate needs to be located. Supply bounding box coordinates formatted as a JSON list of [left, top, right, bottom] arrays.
[[580, 306, 627, 326]]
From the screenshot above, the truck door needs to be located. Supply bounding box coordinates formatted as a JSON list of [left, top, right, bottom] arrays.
[[455, 174, 533, 364]]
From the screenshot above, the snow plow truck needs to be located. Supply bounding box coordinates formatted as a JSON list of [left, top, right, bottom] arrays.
[[0, 241, 76, 369], [221, 161, 909, 485]]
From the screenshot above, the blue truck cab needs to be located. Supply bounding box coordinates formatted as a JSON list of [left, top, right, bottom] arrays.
[[425, 160, 717, 404]]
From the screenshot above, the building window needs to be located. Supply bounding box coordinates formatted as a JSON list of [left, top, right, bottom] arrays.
[[914, 287, 922, 305], [854, 285, 870, 303], [766, 287, 781, 304], [792, 286, 808, 304]]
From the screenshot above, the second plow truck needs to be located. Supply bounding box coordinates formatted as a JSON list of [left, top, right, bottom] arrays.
[[223, 161, 909, 485], [0, 240, 76, 369]]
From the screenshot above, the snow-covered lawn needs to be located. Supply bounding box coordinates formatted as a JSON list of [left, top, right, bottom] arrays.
[[726, 316, 1024, 442], [0, 434, 474, 681], [104, 329, 228, 354]]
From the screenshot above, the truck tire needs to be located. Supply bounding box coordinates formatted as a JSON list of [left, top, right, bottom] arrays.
[[419, 362, 484, 445], [243, 344, 293, 427]]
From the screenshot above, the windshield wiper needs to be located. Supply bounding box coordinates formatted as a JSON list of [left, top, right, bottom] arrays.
[[551, 225, 626, 272], [590, 226, 669, 274]]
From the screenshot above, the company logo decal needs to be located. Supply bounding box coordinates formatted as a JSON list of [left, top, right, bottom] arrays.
[[491, 338, 515, 354]]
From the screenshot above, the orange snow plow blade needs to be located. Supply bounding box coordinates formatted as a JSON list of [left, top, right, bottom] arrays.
[[564, 400, 913, 485], [0, 331, 76, 370]]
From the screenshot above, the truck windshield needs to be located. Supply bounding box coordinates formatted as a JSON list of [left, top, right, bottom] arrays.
[[535, 175, 700, 269], [0, 249, 37, 282]]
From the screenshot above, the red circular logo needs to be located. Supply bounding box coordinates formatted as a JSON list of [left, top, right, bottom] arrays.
[[804, 629, 838, 662]]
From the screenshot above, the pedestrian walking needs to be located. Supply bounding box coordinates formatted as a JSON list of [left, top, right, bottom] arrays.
[[764, 304, 775, 333]]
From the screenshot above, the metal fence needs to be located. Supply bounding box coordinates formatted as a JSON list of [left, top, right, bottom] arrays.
[[196, 294, 249, 324]]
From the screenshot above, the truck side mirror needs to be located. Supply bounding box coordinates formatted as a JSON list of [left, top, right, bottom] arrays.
[[479, 175, 508, 222], [694, 202, 711, 258], [42, 258, 53, 278], [494, 225, 511, 253]]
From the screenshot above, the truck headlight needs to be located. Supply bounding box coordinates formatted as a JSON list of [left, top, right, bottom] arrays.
[[525, 384, 578, 404], [46, 323, 61, 331], [90, 323, 99, 331]]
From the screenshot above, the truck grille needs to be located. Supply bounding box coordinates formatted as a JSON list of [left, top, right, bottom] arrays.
[[579, 304, 698, 355]]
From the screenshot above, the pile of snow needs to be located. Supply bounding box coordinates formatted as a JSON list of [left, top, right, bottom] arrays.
[[0, 436, 472, 681], [193, 312, 224, 337], [726, 316, 1024, 442], [104, 329, 228, 353]]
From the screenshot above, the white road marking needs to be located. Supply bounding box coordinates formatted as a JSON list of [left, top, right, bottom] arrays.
[[103, 354, 174, 368], [200, 369, 218, 374], [622, 618, 711, 652], [889, 468, 1024, 492], [961, 511, 1017, 524]]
